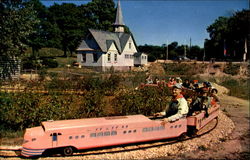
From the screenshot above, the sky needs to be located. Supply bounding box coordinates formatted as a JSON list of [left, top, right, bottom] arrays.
[[41, 0, 249, 47]]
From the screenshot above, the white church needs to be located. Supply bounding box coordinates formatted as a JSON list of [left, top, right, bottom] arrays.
[[76, 0, 147, 71]]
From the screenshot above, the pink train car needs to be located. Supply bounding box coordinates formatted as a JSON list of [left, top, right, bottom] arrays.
[[21, 104, 220, 157], [21, 115, 186, 157], [187, 104, 220, 130]]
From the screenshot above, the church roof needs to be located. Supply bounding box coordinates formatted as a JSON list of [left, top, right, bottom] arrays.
[[77, 29, 137, 54]]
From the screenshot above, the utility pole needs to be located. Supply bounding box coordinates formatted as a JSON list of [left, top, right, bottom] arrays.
[[166, 40, 169, 61], [189, 37, 191, 55], [184, 40, 186, 57], [243, 38, 247, 62], [203, 40, 206, 62]]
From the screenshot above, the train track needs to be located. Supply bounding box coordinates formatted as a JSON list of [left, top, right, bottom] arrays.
[[0, 118, 218, 158]]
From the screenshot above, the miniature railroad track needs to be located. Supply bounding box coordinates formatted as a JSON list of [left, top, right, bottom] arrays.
[[0, 118, 218, 158]]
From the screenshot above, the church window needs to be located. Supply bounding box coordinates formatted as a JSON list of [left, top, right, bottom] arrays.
[[114, 53, 117, 62], [93, 53, 98, 63], [108, 53, 111, 62], [82, 54, 86, 62], [129, 42, 132, 49]]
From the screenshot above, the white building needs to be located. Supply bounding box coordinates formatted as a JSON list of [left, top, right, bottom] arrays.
[[76, 0, 147, 71]]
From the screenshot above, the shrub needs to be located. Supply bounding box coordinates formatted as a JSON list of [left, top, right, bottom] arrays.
[[42, 58, 58, 68], [0, 91, 105, 131], [21, 57, 42, 70], [220, 78, 249, 100], [163, 63, 207, 76], [112, 87, 171, 116], [223, 63, 240, 75]]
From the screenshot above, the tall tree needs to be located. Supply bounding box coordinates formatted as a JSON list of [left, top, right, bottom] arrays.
[[206, 10, 250, 60], [85, 0, 115, 31], [48, 3, 81, 57], [0, 0, 38, 78], [26, 0, 48, 58]]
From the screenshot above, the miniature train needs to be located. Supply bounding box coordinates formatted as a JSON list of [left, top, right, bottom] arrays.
[[21, 104, 220, 157]]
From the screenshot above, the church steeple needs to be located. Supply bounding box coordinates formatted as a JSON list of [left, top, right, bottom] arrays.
[[113, 0, 125, 33]]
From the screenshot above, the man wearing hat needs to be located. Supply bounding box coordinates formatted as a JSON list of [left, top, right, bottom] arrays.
[[155, 84, 189, 124], [190, 87, 211, 116]]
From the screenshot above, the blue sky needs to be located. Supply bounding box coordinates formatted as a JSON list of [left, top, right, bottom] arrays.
[[41, 0, 249, 47]]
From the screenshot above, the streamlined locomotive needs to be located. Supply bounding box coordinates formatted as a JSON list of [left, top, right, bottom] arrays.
[[21, 104, 219, 157]]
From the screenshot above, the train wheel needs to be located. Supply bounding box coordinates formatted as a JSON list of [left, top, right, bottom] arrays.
[[187, 127, 198, 137], [62, 147, 74, 156], [178, 133, 187, 141]]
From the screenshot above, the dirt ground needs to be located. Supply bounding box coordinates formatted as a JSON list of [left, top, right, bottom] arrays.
[[180, 94, 250, 159]]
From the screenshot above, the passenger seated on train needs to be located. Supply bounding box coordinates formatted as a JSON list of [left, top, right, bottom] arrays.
[[146, 75, 153, 84], [210, 88, 220, 105], [154, 84, 189, 124], [175, 77, 182, 85], [182, 79, 190, 88], [153, 77, 160, 84], [189, 87, 211, 117], [167, 77, 176, 87]]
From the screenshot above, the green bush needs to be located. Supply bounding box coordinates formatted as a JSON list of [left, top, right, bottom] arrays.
[[113, 87, 171, 116], [163, 63, 207, 76], [0, 91, 105, 131], [224, 63, 240, 75], [221, 78, 249, 100], [21, 57, 42, 70], [42, 58, 58, 68]]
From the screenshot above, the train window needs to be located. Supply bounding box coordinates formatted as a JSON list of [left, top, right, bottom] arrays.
[[154, 126, 159, 131], [126, 125, 128, 128], [159, 126, 165, 130], [100, 128, 102, 130], [128, 130, 131, 133], [122, 126, 124, 128], [133, 130, 136, 133], [90, 133, 96, 137], [32, 138, 36, 141], [58, 133, 62, 135], [75, 136, 79, 139], [175, 125, 178, 128], [81, 135, 85, 138], [52, 133, 57, 141], [104, 131, 110, 136], [97, 132, 103, 137], [111, 131, 117, 136], [179, 125, 182, 128], [123, 131, 127, 134], [142, 128, 147, 132], [69, 136, 73, 139], [147, 127, 152, 132]]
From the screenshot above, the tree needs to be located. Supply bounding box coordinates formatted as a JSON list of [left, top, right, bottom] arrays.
[[206, 10, 250, 61], [48, 3, 83, 57], [0, 0, 38, 78], [85, 0, 116, 32], [26, 0, 48, 58], [189, 45, 203, 60]]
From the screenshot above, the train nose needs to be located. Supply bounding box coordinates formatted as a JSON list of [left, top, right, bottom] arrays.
[[21, 147, 45, 157]]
